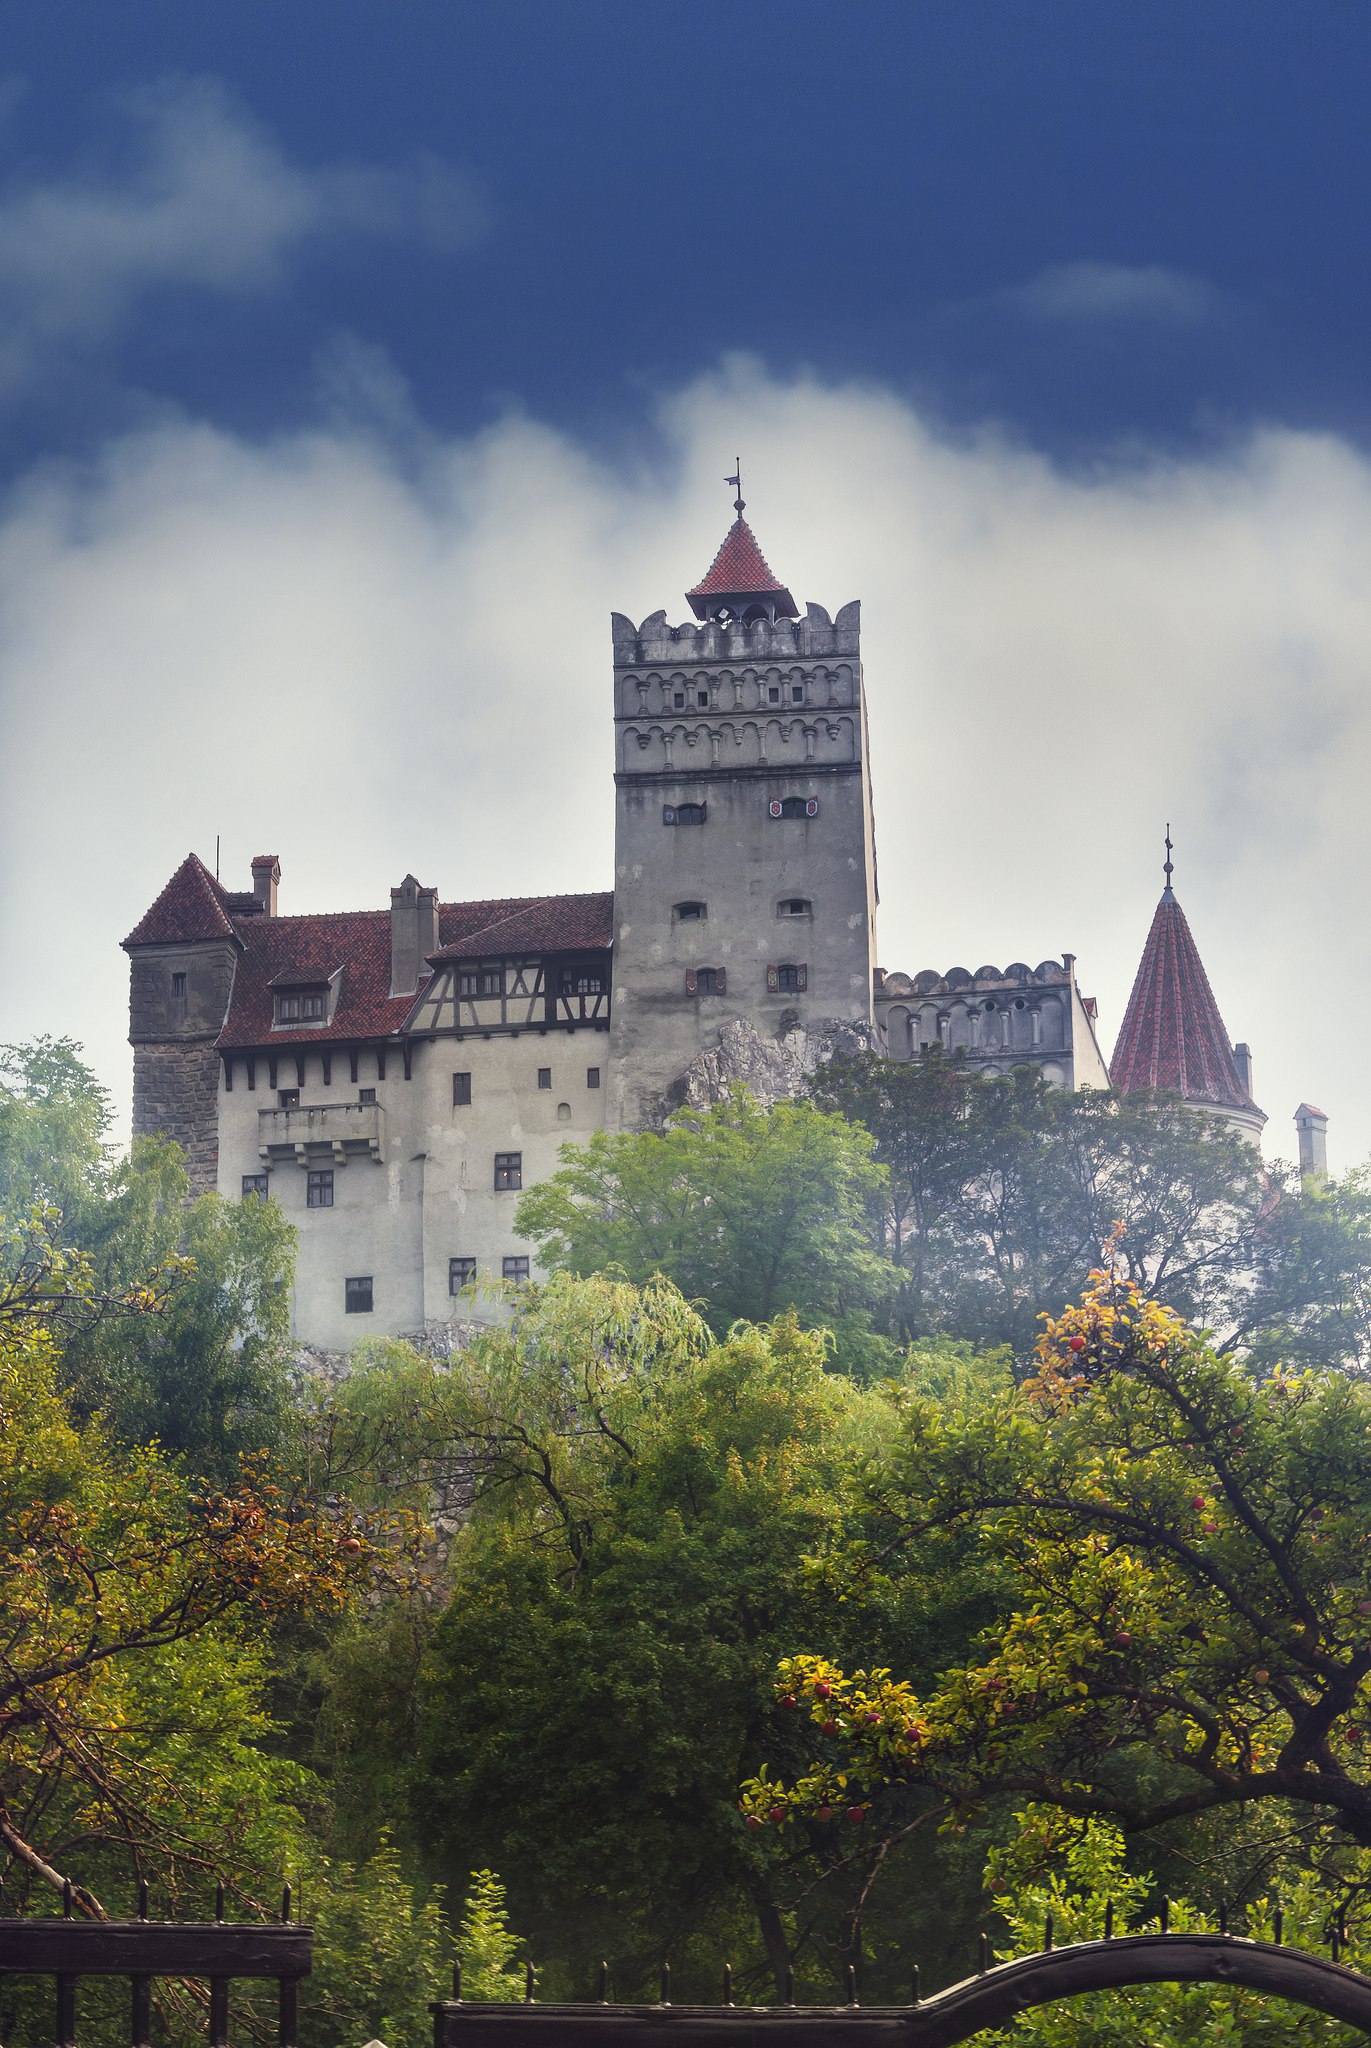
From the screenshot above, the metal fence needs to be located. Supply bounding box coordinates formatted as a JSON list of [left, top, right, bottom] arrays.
[[0, 1882, 310, 2048]]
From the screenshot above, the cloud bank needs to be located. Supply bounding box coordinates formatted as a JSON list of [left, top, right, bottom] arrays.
[[2, 356, 1368, 1165]]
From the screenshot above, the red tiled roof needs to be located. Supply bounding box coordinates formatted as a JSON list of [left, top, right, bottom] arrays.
[[1109, 889, 1259, 1115], [123, 854, 240, 948], [687, 516, 797, 617], [216, 891, 614, 1049]]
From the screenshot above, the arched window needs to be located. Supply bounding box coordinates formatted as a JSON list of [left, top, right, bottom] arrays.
[[663, 802, 706, 826], [777, 897, 812, 918], [674, 901, 707, 922], [768, 796, 819, 819]]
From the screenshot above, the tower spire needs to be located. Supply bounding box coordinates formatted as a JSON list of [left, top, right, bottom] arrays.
[[1163, 823, 1174, 898], [686, 480, 798, 624]]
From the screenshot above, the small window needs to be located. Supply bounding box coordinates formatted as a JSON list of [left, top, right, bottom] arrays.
[[358, 1087, 376, 1105], [586, 1066, 601, 1089], [673, 900, 707, 922], [673, 691, 686, 709], [778, 897, 812, 918], [537, 1067, 552, 1089], [767, 685, 781, 704], [171, 972, 187, 1000], [452, 1072, 472, 1106], [663, 802, 706, 826], [241, 1173, 269, 1200], [696, 689, 709, 708], [458, 966, 504, 998], [502, 1256, 530, 1285], [769, 796, 818, 819], [275, 989, 327, 1024], [767, 964, 808, 995], [791, 684, 804, 703], [449, 1256, 477, 1293], [494, 1152, 522, 1191], [560, 967, 604, 995], [279, 1088, 300, 1109], [307, 1169, 334, 1208], [345, 1276, 373, 1314], [687, 967, 725, 997], [557, 1101, 571, 1122]]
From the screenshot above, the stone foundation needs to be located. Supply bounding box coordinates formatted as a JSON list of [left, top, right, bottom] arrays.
[[132, 1040, 222, 1196], [666, 1015, 876, 1118]]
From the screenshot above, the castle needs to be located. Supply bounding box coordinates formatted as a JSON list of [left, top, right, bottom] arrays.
[[124, 503, 1289, 1350]]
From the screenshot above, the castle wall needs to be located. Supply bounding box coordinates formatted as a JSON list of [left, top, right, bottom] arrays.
[[128, 939, 239, 1196]]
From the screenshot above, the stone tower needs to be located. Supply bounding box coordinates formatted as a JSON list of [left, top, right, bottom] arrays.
[[606, 508, 878, 1127], [1109, 840, 1266, 1146]]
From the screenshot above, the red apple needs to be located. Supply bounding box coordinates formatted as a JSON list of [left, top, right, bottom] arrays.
[[745, 1814, 763, 1830], [779, 1694, 798, 1709], [813, 1680, 832, 1699], [1068, 1336, 1086, 1353], [821, 1718, 840, 1738]]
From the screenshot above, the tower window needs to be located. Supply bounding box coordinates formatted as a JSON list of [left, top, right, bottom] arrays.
[[778, 898, 812, 917], [769, 796, 818, 819], [345, 1276, 373, 1314], [586, 1066, 601, 1088], [673, 900, 707, 922], [686, 967, 726, 996], [560, 966, 605, 994], [537, 1067, 552, 1089], [767, 964, 807, 995], [171, 972, 187, 999], [449, 1256, 476, 1293], [278, 1088, 300, 1109], [494, 1152, 522, 1191], [307, 1169, 334, 1208], [791, 684, 804, 703], [502, 1256, 530, 1285], [557, 1101, 571, 1121], [452, 1071, 472, 1105], [696, 689, 709, 707], [768, 685, 780, 704], [673, 691, 686, 709], [358, 1086, 376, 1104], [663, 802, 706, 826], [241, 1174, 269, 1200]]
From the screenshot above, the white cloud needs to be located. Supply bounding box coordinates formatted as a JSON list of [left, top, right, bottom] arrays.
[[995, 260, 1223, 323], [2, 356, 1370, 1169], [0, 79, 487, 377]]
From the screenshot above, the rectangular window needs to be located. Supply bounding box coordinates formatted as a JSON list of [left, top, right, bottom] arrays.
[[458, 967, 504, 998], [449, 1255, 477, 1293], [537, 1067, 552, 1089], [452, 1071, 472, 1106], [494, 1152, 522, 1191], [241, 1173, 269, 1199], [307, 1169, 334, 1208], [279, 1088, 300, 1108], [662, 802, 706, 826], [791, 684, 804, 703], [559, 968, 605, 995], [171, 972, 187, 999], [358, 1087, 376, 1104], [275, 990, 327, 1023], [696, 689, 709, 707], [587, 1066, 601, 1089], [502, 1256, 530, 1285], [767, 964, 808, 995], [345, 1276, 373, 1314]]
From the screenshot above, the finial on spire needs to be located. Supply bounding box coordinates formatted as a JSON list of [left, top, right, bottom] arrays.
[[1163, 823, 1174, 896], [725, 460, 744, 517]]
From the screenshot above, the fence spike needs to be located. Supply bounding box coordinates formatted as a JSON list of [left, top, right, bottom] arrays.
[[1104, 1899, 1114, 1942], [660, 1962, 671, 2007], [452, 1959, 462, 2002], [910, 1963, 921, 2007], [1160, 1896, 1170, 1934], [845, 1964, 857, 2006], [1333, 1929, 1342, 1964], [1044, 1912, 1054, 1953], [598, 1961, 609, 2005], [722, 1963, 733, 2007], [215, 1883, 225, 1925], [524, 1962, 535, 2004], [1274, 1903, 1284, 1946], [281, 1884, 292, 1925], [137, 1878, 149, 1922], [784, 1964, 795, 2007], [978, 1932, 989, 1976], [63, 1880, 73, 1920], [1219, 1897, 1228, 1936]]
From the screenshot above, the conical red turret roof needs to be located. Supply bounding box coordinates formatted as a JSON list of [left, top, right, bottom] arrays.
[[1109, 885, 1260, 1116], [687, 515, 797, 619]]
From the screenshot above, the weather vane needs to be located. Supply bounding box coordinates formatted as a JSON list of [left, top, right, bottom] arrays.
[[725, 460, 744, 517], [1164, 823, 1174, 892]]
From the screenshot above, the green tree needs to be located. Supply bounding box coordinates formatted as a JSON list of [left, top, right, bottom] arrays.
[[304, 1834, 457, 2048], [457, 1870, 527, 2000], [515, 1087, 893, 1346]]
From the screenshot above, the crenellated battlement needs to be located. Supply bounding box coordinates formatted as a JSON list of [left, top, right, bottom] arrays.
[[877, 960, 1072, 998], [611, 600, 860, 667]]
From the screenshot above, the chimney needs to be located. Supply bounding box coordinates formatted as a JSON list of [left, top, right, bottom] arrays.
[[1294, 1103, 1329, 1182], [251, 854, 280, 916], [390, 874, 439, 998], [1233, 1042, 1253, 1097]]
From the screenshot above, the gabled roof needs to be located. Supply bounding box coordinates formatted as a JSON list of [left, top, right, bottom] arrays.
[[1109, 887, 1260, 1116], [428, 892, 614, 963], [216, 892, 614, 1048], [686, 516, 798, 619], [123, 854, 241, 948]]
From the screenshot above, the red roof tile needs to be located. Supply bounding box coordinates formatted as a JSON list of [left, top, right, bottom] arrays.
[[216, 891, 614, 1048], [1109, 889, 1260, 1115], [687, 516, 797, 618], [123, 854, 240, 948]]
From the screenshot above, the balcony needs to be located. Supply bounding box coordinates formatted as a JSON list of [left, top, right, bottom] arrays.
[[258, 1101, 384, 1166]]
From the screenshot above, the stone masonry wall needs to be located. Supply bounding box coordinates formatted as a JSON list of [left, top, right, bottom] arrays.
[[132, 1041, 222, 1196]]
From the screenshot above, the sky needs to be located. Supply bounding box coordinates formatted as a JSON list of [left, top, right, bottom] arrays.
[[1, 2, 1369, 1166]]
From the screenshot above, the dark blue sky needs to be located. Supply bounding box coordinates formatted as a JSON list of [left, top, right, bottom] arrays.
[[3, 0, 1368, 470]]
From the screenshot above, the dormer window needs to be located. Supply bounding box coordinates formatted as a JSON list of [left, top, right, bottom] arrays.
[[674, 901, 707, 922], [458, 966, 504, 998], [274, 988, 328, 1025]]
